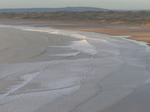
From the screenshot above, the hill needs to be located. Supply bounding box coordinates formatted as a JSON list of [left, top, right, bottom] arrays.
[[0, 11, 150, 25], [0, 7, 109, 13]]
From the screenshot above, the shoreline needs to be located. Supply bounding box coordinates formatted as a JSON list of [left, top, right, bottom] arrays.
[[0, 20, 150, 45], [0, 20, 150, 112], [54, 24, 150, 44]]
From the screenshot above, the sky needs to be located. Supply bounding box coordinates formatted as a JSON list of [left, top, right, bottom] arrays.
[[0, 0, 150, 10]]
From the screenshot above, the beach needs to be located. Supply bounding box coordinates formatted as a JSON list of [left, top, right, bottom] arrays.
[[53, 22, 150, 43], [0, 21, 150, 112], [1, 20, 150, 42]]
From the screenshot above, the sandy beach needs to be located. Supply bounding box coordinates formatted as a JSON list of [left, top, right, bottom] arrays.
[[53, 22, 150, 43], [1, 20, 150, 42], [0, 21, 150, 112]]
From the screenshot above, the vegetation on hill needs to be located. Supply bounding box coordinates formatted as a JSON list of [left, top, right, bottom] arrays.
[[0, 11, 150, 25]]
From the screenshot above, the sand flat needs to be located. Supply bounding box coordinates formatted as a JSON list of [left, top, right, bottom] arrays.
[[0, 23, 150, 112], [56, 26, 150, 42]]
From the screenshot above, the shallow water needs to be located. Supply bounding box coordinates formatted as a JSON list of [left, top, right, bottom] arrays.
[[101, 83, 150, 112], [0, 25, 150, 112]]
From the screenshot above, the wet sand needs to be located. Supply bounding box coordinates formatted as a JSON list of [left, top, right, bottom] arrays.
[[54, 23, 150, 43], [0, 20, 150, 42], [53, 22, 150, 112], [52, 22, 150, 112], [15, 20, 150, 44], [0, 27, 80, 63], [101, 83, 150, 112], [0, 21, 150, 112]]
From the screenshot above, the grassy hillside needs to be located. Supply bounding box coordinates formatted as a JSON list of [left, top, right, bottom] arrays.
[[0, 11, 150, 25]]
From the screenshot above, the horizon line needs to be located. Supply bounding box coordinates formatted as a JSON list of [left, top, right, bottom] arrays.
[[0, 7, 149, 11]]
